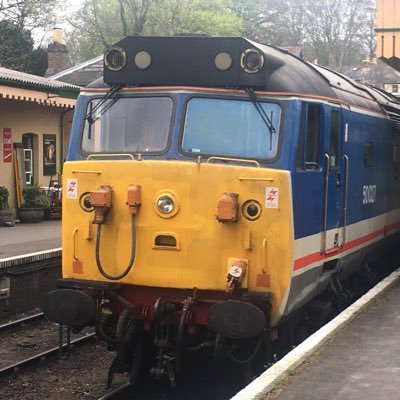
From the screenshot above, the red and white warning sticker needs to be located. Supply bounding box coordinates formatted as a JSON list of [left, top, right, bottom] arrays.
[[66, 178, 78, 199], [265, 187, 279, 209]]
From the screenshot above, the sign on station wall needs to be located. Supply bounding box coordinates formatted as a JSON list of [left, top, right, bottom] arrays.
[[3, 128, 12, 163]]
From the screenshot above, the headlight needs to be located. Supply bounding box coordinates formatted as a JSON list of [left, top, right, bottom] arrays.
[[157, 195, 175, 214], [154, 191, 180, 218], [240, 49, 264, 74], [104, 47, 126, 71]]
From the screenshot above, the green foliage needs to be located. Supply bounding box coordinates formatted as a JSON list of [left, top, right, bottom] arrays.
[[0, 186, 10, 211], [22, 185, 50, 208], [0, 20, 49, 75], [65, 0, 375, 69], [66, 0, 243, 62], [0, 21, 34, 72], [0, 0, 62, 31], [30, 47, 48, 76], [148, 0, 243, 36]]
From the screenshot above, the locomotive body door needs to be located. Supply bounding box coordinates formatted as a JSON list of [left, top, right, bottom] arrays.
[[321, 106, 346, 254]]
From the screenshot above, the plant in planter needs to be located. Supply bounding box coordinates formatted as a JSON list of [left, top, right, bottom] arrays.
[[0, 186, 14, 227], [19, 185, 51, 223]]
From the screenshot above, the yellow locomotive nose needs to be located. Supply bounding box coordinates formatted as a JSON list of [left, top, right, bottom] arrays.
[[126, 184, 141, 215], [90, 184, 113, 224], [87, 183, 143, 281], [62, 159, 292, 325]]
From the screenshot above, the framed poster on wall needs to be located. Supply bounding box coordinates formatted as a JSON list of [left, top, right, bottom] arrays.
[[43, 134, 56, 176]]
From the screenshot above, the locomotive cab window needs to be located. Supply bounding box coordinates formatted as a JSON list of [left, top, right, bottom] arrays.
[[297, 103, 322, 170], [181, 97, 281, 160], [364, 141, 374, 166], [329, 109, 340, 169], [82, 97, 173, 154]]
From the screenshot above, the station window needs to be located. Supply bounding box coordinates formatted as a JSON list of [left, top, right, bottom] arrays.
[[296, 103, 321, 170]]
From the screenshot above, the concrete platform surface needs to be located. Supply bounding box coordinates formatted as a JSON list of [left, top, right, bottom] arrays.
[[269, 277, 400, 400], [232, 269, 400, 400], [0, 220, 61, 259]]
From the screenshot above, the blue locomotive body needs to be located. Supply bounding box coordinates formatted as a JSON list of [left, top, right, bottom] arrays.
[[47, 36, 400, 385]]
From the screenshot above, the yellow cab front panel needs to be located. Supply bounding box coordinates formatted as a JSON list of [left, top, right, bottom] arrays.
[[62, 159, 293, 322]]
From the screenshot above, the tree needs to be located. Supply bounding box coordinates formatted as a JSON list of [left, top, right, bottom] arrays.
[[0, 20, 34, 72], [0, 20, 48, 75], [230, 0, 278, 42], [65, 0, 243, 62], [148, 0, 242, 37], [0, 0, 61, 30], [30, 47, 48, 76], [65, 0, 376, 69], [0, 0, 62, 75], [295, 0, 375, 69]]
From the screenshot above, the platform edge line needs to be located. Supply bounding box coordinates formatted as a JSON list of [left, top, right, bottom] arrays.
[[230, 267, 400, 400]]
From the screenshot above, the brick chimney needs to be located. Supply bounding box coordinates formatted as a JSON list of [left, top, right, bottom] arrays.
[[45, 28, 68, 77]]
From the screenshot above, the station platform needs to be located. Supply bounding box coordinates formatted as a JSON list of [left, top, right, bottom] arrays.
[[0, 220, 61, 260], [0, 219, 62, 317], [232, 268, 400, 400]]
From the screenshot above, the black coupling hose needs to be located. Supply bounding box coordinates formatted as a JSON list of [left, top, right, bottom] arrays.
[[95, 215, 136, 281], [226, 334, 265, 364]]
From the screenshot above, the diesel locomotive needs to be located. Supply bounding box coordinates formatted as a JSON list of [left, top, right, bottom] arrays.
[[43, 36, 400, 385]]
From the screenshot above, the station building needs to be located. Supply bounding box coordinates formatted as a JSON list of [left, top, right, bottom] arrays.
[[0, 69, 79, 211]]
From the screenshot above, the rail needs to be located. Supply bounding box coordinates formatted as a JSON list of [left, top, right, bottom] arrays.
[[0, 312, 44, 332], [0, 332, 96, 377]]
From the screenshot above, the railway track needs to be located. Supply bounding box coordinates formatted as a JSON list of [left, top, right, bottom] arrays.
[[1, 263, 396, 400], [0, 311, 96, 378], [0, 312, 45, 332], [0, 332, 96, 377], [97, 383, 132, 400]]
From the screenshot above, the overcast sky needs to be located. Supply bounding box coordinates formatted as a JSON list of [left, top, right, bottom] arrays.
[[33, 0, 84, 44]]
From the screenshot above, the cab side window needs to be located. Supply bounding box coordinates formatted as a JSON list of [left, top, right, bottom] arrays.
[[329, 109, 340, 169], [297, 103, 322, 170]]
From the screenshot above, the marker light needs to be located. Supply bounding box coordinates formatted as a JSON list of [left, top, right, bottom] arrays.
[[215, 52, 233, 71], [157, 195, 175, 214], [240, 49, 264, 73], [134, 51, 152, 70], [242, 200, 262, 221], [104, 47, 126, 71], [216, 192, 239, 223]]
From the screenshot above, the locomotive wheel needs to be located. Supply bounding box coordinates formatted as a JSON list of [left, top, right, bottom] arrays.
[[115, 308, 145, 385], [96, 313, 117, 346], [116, 308, 134, 343], [129, 325, 144, 385]]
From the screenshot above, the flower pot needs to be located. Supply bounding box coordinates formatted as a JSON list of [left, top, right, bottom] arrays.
[[18, 208, 45, 223], [0, 210, 14, 227]]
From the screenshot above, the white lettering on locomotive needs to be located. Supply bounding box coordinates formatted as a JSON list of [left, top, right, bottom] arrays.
[[362, 185, 376, 204]]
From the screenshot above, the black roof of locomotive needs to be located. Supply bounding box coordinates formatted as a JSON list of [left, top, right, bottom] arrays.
[[88, 36, 400, 114]]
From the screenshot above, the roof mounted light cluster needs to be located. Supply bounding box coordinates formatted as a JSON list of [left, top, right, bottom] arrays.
[[214, 52, 233, 71], [240, 49, 264, 73], [104, 47, 126, 71], [104, 46, 264, 74], [102, 36, 274, 88]]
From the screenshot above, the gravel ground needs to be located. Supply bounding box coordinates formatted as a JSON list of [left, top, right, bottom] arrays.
[[0, 340, 118, 399], [0, 311, 119, 400], [0, 311, 249, 400]]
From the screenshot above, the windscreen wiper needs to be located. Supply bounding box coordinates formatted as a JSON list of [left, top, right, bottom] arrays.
[[245, 88, 277, 150], [85, 84, 122, 124]]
